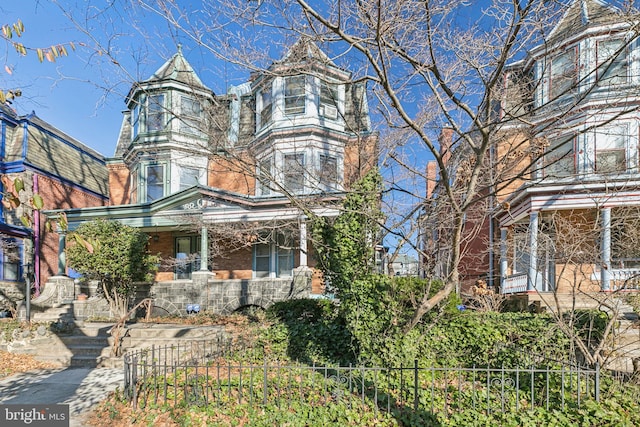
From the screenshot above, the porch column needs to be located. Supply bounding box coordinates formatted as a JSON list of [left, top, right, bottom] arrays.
[[500, 227, 508, 281], [601, 207, 611, 291], [57, 232, 66, 276], [528, 211, 539, 292], [299, 217, 308, 268], [199, 226, 209, 271]]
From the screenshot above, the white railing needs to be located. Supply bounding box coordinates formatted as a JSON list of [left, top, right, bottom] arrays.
[[592, 268, 640, 291], [501, 273, 528, 294]]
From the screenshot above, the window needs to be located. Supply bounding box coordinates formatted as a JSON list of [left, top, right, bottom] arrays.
[[131, 93, 166, 138], [544, 136, 575, 177], [319, 81, 339, 119], [1, 239, 21, 281], [179, 166, 202, 191], [254, 243, 271, 278], [284, 153, 305, 193], [146, 163, 165, 202], [595, 126, 627, 173], [180, 96, 204, 136], [597, 39, 628, 86], [550, 48, 577, 99], [175, 236, 201, 279], [276, 234, 293, 277], [284, 76, 306, 115], [130, 168, 138, 203], [253, 234, 294, 278], [146, 94, 166, 132], [258, 157, 272, 196], [259, 88, 273, 128], [132, 103, 140, 140], [319, 154, 338, 189]]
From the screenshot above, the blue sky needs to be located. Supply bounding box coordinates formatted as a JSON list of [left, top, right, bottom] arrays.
[[1, 1, 241, 158]]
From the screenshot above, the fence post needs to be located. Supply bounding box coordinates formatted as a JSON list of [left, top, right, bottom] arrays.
[[595, 362, 600, 402], [414, 360, 419, 411], [263, 357, 268, 405]]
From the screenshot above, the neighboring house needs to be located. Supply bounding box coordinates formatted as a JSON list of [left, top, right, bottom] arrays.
[[0, 103, 109, 307], [426, 0, 640, 301], [46, 40, 377, 314], [389, 254, 419, 277]]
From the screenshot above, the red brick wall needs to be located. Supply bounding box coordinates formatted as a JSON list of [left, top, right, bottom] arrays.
[[208, 155, 255, 195], [108, 162, 131, 205], [37, 174, 107, 287]]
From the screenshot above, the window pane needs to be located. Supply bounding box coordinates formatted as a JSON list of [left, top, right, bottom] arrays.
[[596, 126, 627, 173], [598, 40, 627, 86], [146, 94, 165, 131], [319, 155, 338, 189], [544, 136, 574, 177], [277, 234, 293, 277], [3, 242, 20, 281], [284, 153, 305, 193], [550, 49, 577, 99], [260, 89, 272, 127], [254, 243, 270, 278], [146, 164, 165, 202], [180, 96, 203, 136], [258, 158, 271, 195], [320, 82, 338, 106], [179, 167, 201, 191], [285, 76, 306, 115]]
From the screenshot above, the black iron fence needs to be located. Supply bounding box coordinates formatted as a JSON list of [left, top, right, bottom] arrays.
[[123, 339, 600, 419]]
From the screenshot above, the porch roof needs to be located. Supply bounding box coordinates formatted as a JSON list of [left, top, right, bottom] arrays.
[[44, 185, 344, 231], [494, 179, 640, 227]]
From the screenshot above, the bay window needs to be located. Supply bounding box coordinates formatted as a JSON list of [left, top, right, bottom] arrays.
[[284, 153, 305, 193], [259, 88, 273, 128], [595, 126, 627, 173], [146, 163, 166, 202], [258, 157, 272, 196], [319, 154, 338, 189], [597, 39, 628, 86], [180, 96, 204, 136], [179, 166, 202, 191], [550, 48, 577, 99], [319, 81, 339, 119], [544, 135, 575, 177], [284, 76, 306, 115]]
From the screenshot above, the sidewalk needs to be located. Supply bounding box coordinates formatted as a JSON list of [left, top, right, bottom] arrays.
[[0, 367, 123, 427]]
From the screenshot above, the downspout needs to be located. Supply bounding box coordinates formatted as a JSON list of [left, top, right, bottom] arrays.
[[33, 174, 40, 295], [0, 120, 5, 220]]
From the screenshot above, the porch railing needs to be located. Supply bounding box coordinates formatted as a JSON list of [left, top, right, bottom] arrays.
[[501, 273, 528, 294]]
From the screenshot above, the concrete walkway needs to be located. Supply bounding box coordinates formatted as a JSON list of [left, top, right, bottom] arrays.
[[0, 367, 123, 426]]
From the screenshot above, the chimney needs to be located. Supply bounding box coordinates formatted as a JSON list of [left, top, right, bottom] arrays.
[[426, 161, 437, 198]]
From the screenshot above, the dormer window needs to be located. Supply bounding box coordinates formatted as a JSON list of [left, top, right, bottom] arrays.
[[597, 39, 628, 86], [319, 81, 339, 119], [549, 47, 577, 100], [180, 96, 204, 136], [319, 154, 338, 190], [284, 76, 306, 115]]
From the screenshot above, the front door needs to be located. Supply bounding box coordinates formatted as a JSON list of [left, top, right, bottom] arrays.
[[175, 236, 201, 279]]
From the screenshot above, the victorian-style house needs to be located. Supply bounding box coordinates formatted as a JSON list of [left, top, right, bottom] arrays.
[[426, 0, 640, 304], [46, 40, 376, 315]]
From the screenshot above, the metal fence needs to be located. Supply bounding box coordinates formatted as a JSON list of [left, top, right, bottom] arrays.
[[123, 339, 600, 419]]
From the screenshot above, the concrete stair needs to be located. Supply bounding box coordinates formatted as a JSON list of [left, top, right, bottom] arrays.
[[120, 323, 226, 352], [33, 323, 116, 368]]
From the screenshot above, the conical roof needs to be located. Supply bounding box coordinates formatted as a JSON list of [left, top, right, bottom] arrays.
[[144, 45, 210, 91]]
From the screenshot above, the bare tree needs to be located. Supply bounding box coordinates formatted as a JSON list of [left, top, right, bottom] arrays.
[[53, 0, 640, 334]]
